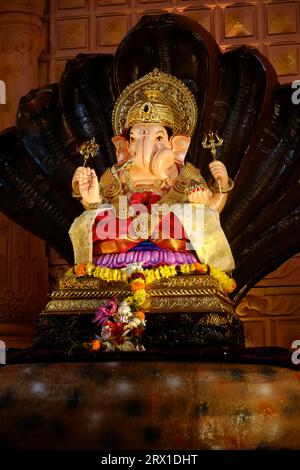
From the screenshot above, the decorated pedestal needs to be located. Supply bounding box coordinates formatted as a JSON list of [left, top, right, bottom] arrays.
[[35, 272, 244, 350]]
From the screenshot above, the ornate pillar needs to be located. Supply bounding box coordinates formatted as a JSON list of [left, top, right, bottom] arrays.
[[0, 0, 48, 348]]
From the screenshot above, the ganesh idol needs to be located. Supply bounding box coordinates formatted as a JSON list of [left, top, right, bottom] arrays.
[[69, 69, 234, 274]]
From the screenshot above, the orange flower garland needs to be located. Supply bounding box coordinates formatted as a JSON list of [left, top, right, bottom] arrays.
[[67, 261, 236, 294]]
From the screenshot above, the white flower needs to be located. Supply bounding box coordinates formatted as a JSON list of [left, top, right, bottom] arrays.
[[122, 262, 144, 275], [117, 301, 133, 322], [118, 301, 131, 315]]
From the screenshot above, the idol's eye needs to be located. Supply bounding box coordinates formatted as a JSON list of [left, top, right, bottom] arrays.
[[130, 137, 135, 143], [156, 136, 163, 141]]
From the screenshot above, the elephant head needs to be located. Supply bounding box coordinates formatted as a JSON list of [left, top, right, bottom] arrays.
[[112, 123, 191, 183]]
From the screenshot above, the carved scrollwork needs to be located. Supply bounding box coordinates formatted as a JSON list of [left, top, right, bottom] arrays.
[[50, 289, 128, 300], [43, 299, 101, 313]]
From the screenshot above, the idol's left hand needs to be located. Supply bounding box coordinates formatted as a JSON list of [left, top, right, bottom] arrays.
[[188, 186, 210, 204], [209, 161, 228, 190]]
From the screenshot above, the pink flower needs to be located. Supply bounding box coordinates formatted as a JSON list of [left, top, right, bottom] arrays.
[[92, 297, 118, 327]]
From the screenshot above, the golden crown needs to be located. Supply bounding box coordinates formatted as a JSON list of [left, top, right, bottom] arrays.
[[112, 68, 198, 137]]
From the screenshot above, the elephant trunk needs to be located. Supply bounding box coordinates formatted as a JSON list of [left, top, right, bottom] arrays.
[[150, 148, 176, 181]]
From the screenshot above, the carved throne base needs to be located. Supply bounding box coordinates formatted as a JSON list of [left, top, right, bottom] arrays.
[[35, 274, 244, 349]]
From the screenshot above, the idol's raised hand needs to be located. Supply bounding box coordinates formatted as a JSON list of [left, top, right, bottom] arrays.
[[77, 167, 100, 203], [209, 161, 228, 190]]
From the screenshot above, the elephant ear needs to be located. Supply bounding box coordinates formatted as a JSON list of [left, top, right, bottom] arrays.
[[170, 135, 191, 165], [0, 13, 299, 302], [111, 136, 129, 163]]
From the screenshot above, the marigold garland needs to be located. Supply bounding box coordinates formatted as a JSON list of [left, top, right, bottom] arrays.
[[68, 261, 236, 294]]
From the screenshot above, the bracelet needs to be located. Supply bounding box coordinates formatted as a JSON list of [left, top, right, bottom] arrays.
[[81, 199, 102, 210], [209, 177, 234, 193]]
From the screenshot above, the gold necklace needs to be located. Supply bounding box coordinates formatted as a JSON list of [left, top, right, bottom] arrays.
[[124, 168, 165, 193]]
